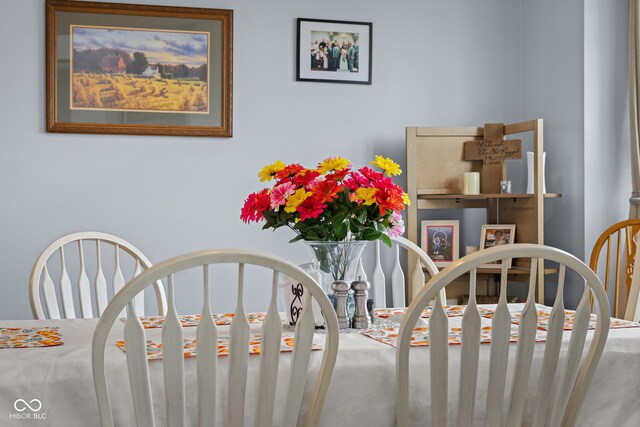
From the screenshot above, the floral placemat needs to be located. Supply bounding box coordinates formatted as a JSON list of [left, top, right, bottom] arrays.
[[373, 305, 494, 319], [363, 322, 547, 348], [509, 306, 640, 331], [120, 312, 267, 329], [0, 327, 63, 349], [116, 334, 321, 360]]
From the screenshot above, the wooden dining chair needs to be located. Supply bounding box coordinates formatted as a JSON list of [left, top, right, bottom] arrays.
[[366, 235, 445, 308], [92, 248, 339, 427], [589, 218, 640, 319], [396, 244, 610, 427], [29, 231, 166, 319]]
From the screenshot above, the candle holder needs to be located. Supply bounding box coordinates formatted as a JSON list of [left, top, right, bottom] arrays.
[[500, 180, 512, 194]]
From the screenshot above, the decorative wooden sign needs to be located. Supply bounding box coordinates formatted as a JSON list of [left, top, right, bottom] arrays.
[[463, 123, 522, 193]]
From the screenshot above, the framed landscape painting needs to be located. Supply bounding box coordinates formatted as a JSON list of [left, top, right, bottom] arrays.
[[421, 220, 459, 268], [296, 18, 372, 85], [46, 0, 233, 137]]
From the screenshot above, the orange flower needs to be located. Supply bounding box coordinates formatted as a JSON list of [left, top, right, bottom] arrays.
[[310, 179, 342, 203]]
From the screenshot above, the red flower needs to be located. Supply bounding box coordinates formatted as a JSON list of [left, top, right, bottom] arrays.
[[359, 167, 384, 182], [240, 189, 270, 223], [372, 176, 399, 191], [293, 169, 320, 187], [297, 195, 327, 221], [344, 171, 370, 191], [275, 164, 305, 181], [325, 167, 350, 182], [310, 179, 342, 203], [375, 187, 405, 215]]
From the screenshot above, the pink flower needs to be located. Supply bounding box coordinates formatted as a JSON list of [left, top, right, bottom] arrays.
[[386, 211, 405, 238], [270, 182, 296, 209], [343, 171, 369, 191]]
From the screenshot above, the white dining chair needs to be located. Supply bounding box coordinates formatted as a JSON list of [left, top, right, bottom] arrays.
[[92, 248, 339, 427], [365, 235, 445, 308], [396, 244, 610, 427], [29, 231, 166, 319]]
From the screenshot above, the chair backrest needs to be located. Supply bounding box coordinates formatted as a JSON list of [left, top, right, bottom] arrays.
[[589, 218, 640, 319], [92, 248, 339, 427], [396, 244, 610, 427], [365, 236, 445, 308], [30, 231, 166, 319]]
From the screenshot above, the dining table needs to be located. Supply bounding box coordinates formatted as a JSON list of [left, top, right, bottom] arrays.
[[1, 304, 640, 427]]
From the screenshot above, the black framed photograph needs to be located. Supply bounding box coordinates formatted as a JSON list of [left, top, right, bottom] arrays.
[[421, 220, 460, 268], [46, 0, 233, 137], [296, 18, 372, 85]]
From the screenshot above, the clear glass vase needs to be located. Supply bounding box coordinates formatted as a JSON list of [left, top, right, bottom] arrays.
[[304, 240, 368, 319]]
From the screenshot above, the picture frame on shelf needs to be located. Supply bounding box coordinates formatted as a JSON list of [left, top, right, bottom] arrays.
[[479, 224, 516, 268], [296, 18, 372, 85], [46, 0, 233, 137], [421, 220, 459, 268]]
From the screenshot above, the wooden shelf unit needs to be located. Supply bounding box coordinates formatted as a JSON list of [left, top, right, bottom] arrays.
[[406, 119, 558, 303]]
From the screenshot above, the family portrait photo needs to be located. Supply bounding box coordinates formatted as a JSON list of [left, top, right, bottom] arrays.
[[421, 220, 459, 267], [309, 31, 360, 73], [297, 18, 372, 84], [70, 25, 210, 114]]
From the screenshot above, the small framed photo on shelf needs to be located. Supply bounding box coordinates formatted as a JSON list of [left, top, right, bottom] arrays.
[[479, 224, 516, 268], [296, 18, 372, 85], [421, 220, 459, 267]]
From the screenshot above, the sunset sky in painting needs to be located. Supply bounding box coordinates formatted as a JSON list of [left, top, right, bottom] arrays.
[[72, 26, 208, 67]]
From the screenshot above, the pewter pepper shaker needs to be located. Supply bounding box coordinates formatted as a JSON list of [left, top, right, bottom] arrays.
[[351, 276, 371, 329], [367, 298, 375, 324], [331, 280, 350, 329]]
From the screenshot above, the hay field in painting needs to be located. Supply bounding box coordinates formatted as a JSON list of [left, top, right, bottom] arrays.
[[72, 72, 208, 112], [70, 25, 209, 113]]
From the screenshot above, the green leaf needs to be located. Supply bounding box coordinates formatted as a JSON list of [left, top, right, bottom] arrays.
[[379, 233, 392, 248], [289, 235, 304, 243], [361, 229, 381, 241], [335, 221, 348, 240]]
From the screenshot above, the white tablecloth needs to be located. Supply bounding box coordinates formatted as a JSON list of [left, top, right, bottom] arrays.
[[1, 305, 639, 426]]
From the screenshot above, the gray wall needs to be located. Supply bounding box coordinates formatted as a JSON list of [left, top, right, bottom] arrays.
[[584, 0, 631, 260], [0, 0, 630, 319], [520, 0, 587, 303]]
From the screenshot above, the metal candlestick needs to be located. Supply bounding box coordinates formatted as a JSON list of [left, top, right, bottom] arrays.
[[351, 276, 371, 329], [331, 280, 351, 329]]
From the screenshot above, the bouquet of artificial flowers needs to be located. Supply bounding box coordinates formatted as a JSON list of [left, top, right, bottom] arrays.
[[241, 155, 409, 246]]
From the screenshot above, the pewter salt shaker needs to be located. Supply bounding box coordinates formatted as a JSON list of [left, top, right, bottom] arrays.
[[351, 276, 371, 329], [331, 280, 350, 329]]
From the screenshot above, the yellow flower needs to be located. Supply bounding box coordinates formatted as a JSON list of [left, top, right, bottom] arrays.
[[284, 188, 310, 213], [402, 192, 411, 206], [258, 160, 286, 182], [356, 187, 377, 205], [371, 155, 401, 176], [318, 156, 351, 174]]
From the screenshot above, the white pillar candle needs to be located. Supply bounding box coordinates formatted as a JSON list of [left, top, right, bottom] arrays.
[[463, 172, 480, 195]]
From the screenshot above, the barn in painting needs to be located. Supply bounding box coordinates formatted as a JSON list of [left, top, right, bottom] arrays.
[[100, 56, 126, 74]]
